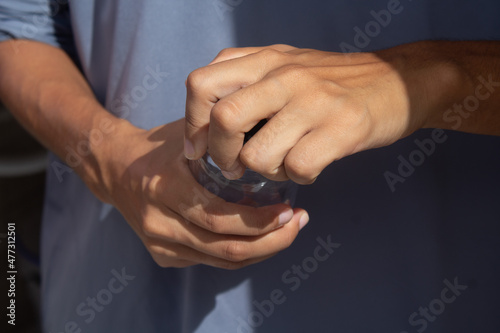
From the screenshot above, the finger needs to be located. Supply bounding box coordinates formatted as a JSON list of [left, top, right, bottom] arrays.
[[185, 48, 294, 160], [147, 238, 273, 270], [184, 206, 306, 262], [284, 121, 368, 184], [239, 101, 313, 181], [145, 206, 309, 266], [207, 74, 293, 177], [209, 44, 298, 65], [183, 44, 297, 87], [155, 162, 297, 236]]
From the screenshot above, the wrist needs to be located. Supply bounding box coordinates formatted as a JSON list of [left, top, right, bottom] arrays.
[[75, 109, 144, 204], [377, 41, 473, 132]]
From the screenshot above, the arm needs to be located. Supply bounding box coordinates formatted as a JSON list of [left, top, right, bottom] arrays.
[[0, 21, 307, 269], [413, 41, 500, 133], [184, 41, 500, 183], [0, 40, 118, 198]]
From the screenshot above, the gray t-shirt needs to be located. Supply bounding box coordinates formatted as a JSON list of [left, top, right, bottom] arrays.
[[1, 1, 500, 332]]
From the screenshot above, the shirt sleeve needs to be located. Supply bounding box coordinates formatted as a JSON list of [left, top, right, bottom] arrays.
[[0, 0, 74, 52]]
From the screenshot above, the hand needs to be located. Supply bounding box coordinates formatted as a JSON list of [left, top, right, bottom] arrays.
[[91, 118, 308, 269], [184, 43, 465, 183], [0, 39, 308, 270]]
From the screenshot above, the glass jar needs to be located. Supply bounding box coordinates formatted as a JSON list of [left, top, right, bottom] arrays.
[[189, 153, 298, 207]]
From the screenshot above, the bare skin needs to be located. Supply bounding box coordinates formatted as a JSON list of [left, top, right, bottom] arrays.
[[0, 40, 308, 269], [2, 39, 499, 269], [184, 42, 500, 184]]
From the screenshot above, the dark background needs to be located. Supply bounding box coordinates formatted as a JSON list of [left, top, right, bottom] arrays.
[[1, 101, 44, 333]]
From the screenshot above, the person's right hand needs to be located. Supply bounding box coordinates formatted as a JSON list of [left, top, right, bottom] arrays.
[[88, 118, 309, 269]]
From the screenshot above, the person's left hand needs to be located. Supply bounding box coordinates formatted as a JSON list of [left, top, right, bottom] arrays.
[[184, 43, 463, 184]]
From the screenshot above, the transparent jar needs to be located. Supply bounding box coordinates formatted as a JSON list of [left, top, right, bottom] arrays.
[[189, 153, 298, 207]]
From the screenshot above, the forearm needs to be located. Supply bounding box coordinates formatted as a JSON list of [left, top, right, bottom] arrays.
[[0, 40, 130, 200], [380, 40, 500, 135], [0, 40, 303, 269]]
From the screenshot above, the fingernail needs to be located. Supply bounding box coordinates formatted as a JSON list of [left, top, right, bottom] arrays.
[[221, 166, 243, 180], [299, 212, 309, 230], [278, 209, 294, 226], [184, 138, 195, 160]]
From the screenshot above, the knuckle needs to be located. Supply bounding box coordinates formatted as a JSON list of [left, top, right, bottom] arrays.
[[334, 100, 371, 140], [265, 64, 311, 92], [142, 219, 159, 238], [210, 98, 244, 134], [257, 47, 287, 64], [285, 155, 319, 185], [186, 68, 209, 94], [239, 145, 261, 170], [271, 43, 293, 50], [154, 259, 171, 268], [152, 258, 169, 268], [241, 148, 287, 182], [349, 104, 370, 126], [148, 247, 172, 268], [240, 143, 276, 176], [202, 211, 224, 233], [148, 245, 195, 268], [272, 64, 309, 81], [312, 83, 337, 102], [222, 241, 248, 262], [142, 216, 176, 240], [216, 47, 239, 60]]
